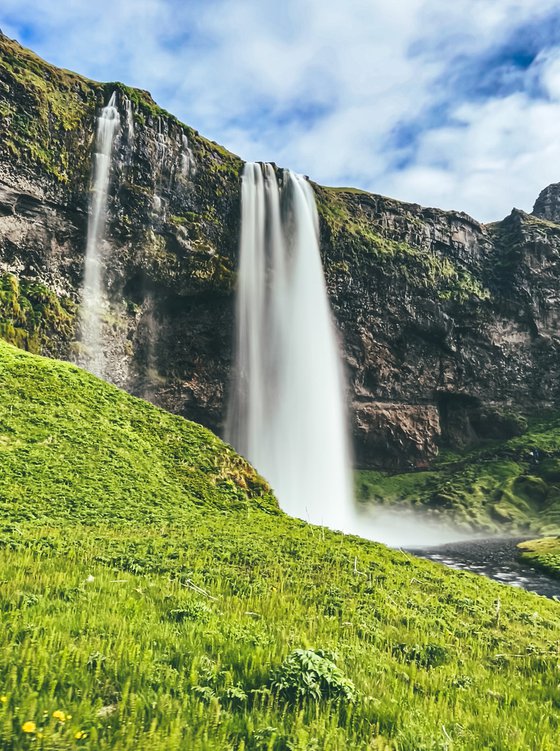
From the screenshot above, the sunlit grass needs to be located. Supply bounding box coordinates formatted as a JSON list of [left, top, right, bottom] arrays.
[[1, 340, 560, 749]]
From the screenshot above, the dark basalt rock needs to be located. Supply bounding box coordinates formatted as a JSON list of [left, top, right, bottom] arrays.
[[1, 34, 560, 469], [533, 183, 560, 225]]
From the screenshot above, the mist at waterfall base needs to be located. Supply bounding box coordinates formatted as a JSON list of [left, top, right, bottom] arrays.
[[79, 92, 120, 379], [226, 162, 470, 549]]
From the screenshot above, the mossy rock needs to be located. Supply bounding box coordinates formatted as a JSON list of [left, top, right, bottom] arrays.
[[511, 475, 550, 508], [538, 458, 560, 483], [0, 273, 76, 355]]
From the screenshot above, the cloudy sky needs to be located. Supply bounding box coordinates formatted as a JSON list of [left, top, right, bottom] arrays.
[[2, 0, 560, 221]]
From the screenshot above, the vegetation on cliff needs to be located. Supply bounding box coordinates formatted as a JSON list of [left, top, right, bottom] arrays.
[[0, 33, 100, 182], [357, 413, 560, 534], [0, 33, 242, 186], [0, 32, 243, 389], [315, 185, 490, 303], [1, 340, 560, 750], [0, 273, 75, 354]]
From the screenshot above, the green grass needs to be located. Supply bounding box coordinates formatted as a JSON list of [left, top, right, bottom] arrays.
[[356, 419, 560, 535], [1, 340, 560, 750], [518, 537, 560, 578]]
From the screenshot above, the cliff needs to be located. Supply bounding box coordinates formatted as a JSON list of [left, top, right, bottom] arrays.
[[1, 33, 559, 468]]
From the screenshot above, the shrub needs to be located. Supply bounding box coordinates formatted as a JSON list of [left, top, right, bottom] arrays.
[[270, 649, 357, 703], [167, 600, 213, 623], [392, 642, 449, 669]]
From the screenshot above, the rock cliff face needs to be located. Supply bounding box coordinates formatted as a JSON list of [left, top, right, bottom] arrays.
[[1, 34, 559, 468]]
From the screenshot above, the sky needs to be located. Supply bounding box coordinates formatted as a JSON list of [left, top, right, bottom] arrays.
[[2, 0, 560, 221]]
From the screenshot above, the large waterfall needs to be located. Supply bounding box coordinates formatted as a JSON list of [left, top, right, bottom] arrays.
[[79, 92, 120, 378], [226, 162, 354, 530]]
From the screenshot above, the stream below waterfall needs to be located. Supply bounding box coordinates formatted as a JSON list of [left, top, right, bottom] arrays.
[[408, 538, 560, 600]]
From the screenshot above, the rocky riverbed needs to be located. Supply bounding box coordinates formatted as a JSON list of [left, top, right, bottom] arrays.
[[410, 538, 560, 599]]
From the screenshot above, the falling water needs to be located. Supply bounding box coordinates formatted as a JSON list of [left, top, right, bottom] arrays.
[[181, 133, 195, 177], [79, 92, 120, 378], [226, 162, 354, 530], [124, 97, 135, 145]]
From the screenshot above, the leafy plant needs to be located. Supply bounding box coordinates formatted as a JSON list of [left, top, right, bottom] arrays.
[[270, 649, 357, 703]]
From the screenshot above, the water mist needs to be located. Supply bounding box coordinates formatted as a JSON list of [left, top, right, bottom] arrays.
[[79, 92, 120, 378]]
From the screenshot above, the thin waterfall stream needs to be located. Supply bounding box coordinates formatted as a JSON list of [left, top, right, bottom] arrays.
[[79, 92, 120, 378]]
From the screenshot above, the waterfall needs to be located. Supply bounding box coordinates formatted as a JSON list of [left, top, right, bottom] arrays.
[[79, 92, 120, 378], [181, 133, 195, 177], [124, 97, 135, 145], [226, 162, 354, 530]]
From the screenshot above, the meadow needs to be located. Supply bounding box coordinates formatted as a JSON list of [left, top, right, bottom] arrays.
[[1, 340, 560, 750]]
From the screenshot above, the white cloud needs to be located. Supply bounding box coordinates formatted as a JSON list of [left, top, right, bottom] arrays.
[[2, 0, 560, 220]]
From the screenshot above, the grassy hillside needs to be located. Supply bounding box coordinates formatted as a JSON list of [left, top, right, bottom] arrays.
[[519, 537, 560, 578], [1, 340, 560, 750], [357, 419, 560, 535]]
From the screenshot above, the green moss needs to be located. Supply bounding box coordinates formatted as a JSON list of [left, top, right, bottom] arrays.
[[0, 35, 101, 181], [315, 186, 490, 303], [0, 35, 242, 188], [169, 214, 188, 225], [357, 414, 560, 534], [325, 186, 374, 196], [0, 274, 75, 354]]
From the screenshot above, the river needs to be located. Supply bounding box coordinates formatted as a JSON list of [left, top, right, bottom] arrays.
[[408, 538, 560, 600]]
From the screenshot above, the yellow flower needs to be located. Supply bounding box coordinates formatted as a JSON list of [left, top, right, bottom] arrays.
[[52, 710, 66, 722], [75, 730, 87, 740], [0, 696, 7, 704], [22, 721, 36, 734]]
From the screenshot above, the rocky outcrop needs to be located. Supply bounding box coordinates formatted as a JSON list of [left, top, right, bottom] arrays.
[[0, 33, 242, 436], [533, 183, 560, 224], [315, 188, 560, 465], [1, 34, 560, 468]]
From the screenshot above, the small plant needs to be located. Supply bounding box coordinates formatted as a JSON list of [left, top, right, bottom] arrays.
[[270, 649, 357, 703], [392, 642, 449, 669], [167, 600, 213, 623]]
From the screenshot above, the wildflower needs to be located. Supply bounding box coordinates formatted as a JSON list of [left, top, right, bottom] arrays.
[[0, 695, 7, 704], [22, 721, 36, 734], [52, 710, 66, 722], [75, 730, 87, 740]]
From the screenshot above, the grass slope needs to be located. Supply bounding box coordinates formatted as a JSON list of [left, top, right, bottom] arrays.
[[518, 537, 560, 578], [1, 340, 560, 751], [357, 420, 560, 535]]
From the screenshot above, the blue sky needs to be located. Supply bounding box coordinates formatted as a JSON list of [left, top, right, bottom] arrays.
[[2, 0, 560, 221]]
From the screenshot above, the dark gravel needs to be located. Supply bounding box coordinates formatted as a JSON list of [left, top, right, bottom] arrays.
[[408, 537, 560, 600]]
